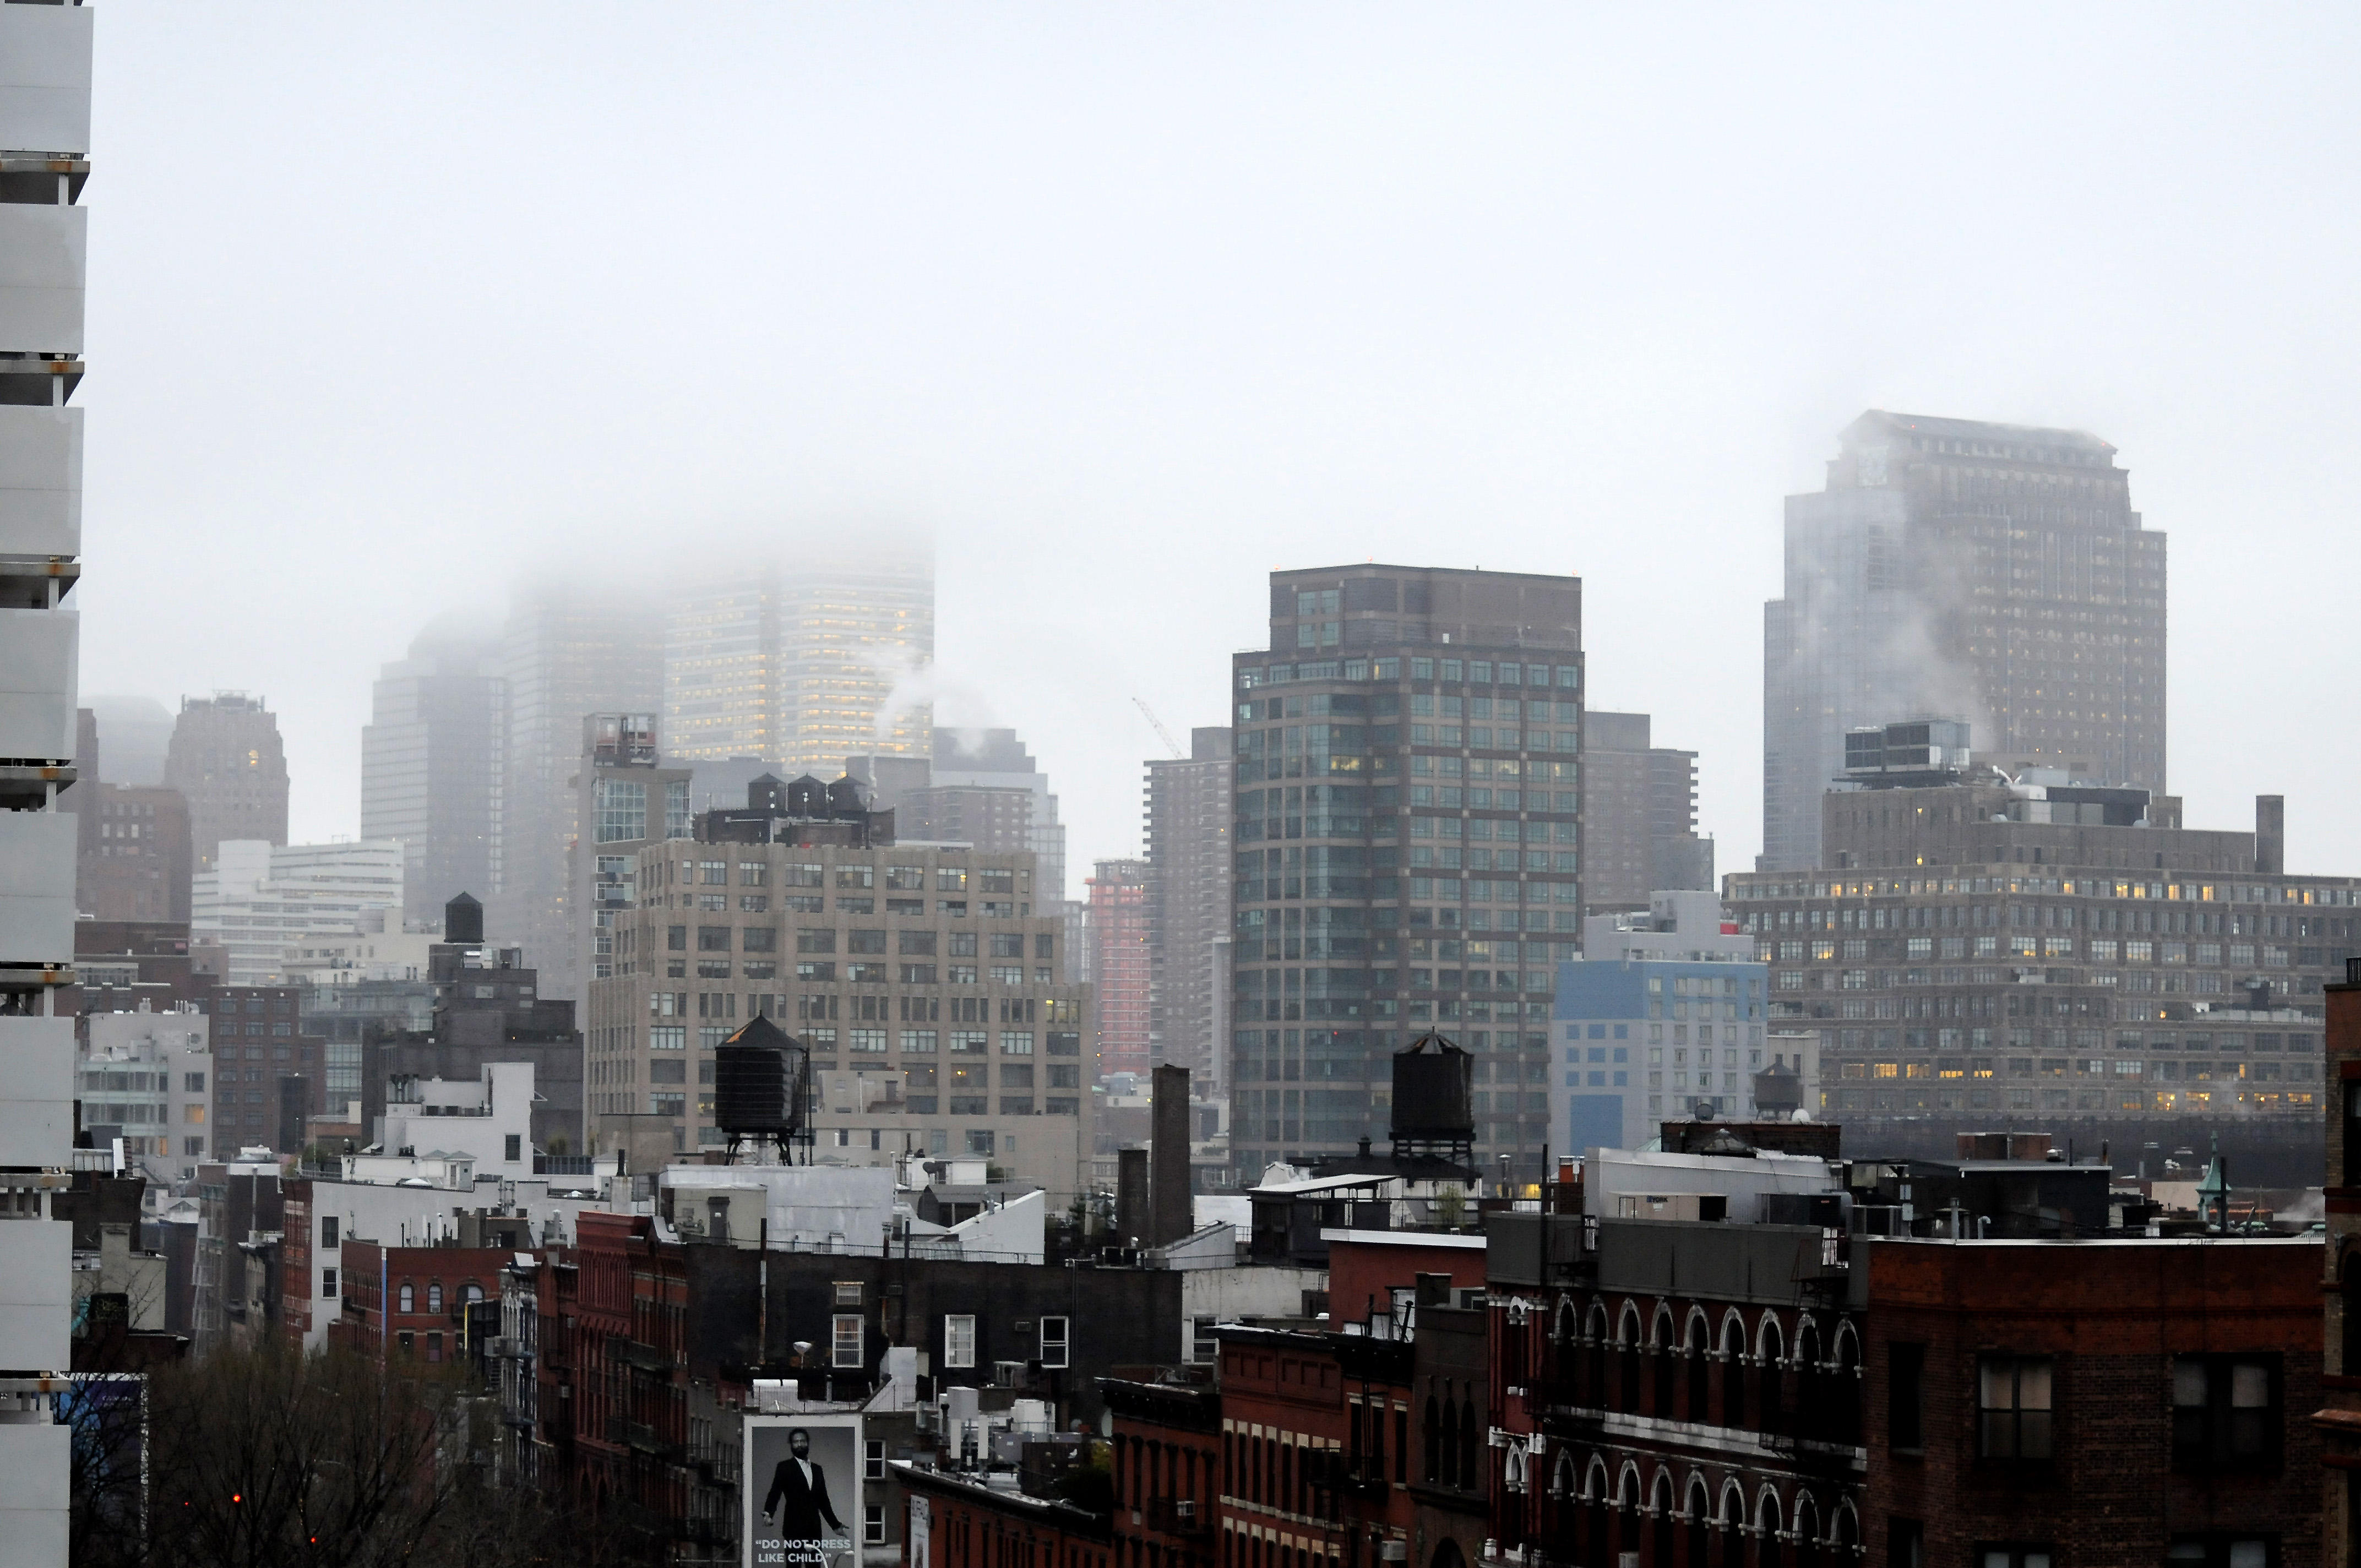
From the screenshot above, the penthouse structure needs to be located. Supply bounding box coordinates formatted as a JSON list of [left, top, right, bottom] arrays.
[[1231, 565, 1584, 1181]]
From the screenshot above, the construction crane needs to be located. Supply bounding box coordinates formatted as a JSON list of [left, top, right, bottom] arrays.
[[1131, 697, 1183, 759]]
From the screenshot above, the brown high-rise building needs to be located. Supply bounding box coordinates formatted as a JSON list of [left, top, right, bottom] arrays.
[[1145, 727, 1233, 1093], [1230, 564, 1584, 1181], [164, 692, 290, 868], [1763, 411, 2167, 871], [1089, 859, 1151, 1080], [1579, 710, 1711, 914], [76, 782, 192, 923]]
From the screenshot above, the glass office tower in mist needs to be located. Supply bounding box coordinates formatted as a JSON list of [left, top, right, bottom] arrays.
[[1229, 565, 1583, 1182], [1762, 411, 2167, 872], [664, 543, 935, 776]]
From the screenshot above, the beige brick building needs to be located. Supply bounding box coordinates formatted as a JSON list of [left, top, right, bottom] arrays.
[[586, 824, 1093, 1202]]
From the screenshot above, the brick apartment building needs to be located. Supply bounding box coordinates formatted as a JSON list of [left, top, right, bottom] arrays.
[[1487, 1174, 2322, 1568], [1216, 1318, 1417, 1568], [332, 1242, 510, 1364], [2318, 958, 2361, 1564], [1487, 1210, 1866, 1568], [1863, 1238, 2322, 1568], [1103, 1365, 1221, 1568], [900, 1460, 1114, 1568]]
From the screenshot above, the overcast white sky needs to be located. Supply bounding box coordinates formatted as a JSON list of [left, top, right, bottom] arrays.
[[76, 6, 2361, 886]]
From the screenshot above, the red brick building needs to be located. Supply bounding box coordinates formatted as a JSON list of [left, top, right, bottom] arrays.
[[1324, 1233, 1487, 1327], [1863, 1238, 2321, 1568], [2320, 959, 2361, 1566], [331, 1242, 508, 1363], [1217, 1320, 1418, 1568], [1486, 1212, 1864, 1568], [532, 1211, 699, 1544], [900, 1461, 1114, 1568], [1104, 1366, 1221, 1568]]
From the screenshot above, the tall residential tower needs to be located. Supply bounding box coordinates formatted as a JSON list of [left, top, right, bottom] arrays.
[[1230, 565, 1584, 1180], [1762, 411, 2166, 870], [1145, 726, 1233, 1093], [1579, 710, 1712, 913]]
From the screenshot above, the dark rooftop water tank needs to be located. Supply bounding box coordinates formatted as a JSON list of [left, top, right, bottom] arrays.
[[1390, 1033, 1473, 1142], [443, 892, 483, 944], [785, 775, 826, 816], [714, 1015, 807, 1137]]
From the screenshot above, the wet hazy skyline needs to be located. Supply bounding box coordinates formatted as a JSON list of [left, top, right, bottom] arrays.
[[74, 7, 2361, 879]]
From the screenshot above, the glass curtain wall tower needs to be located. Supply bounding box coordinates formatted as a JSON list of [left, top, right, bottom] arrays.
[[1228, 566, 1582, 1182]]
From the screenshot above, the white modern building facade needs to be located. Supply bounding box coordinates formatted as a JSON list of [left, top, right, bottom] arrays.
[[193, 838, 405, 984], [80, 1008, 213, 1182], [0, 5, 93, 1560]]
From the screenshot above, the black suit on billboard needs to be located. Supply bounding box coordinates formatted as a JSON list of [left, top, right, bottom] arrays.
[[763, 1457, 845, 1542]]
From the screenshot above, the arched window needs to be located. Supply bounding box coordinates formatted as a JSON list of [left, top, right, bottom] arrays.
[[1684, 1480, 1712, 1568], [1457, 1401, 1479, 1494], [1758, 1322, 1786, 1435], [1618, 1309, 1643, 1412], [1652, 1311, 1676, 1415], [1721, 1318, 1747, 1429], [1831, 1325, 1863, 1446], [1687, 1318, 1710, 1422], [1793, 1493, 1822, 1568], [1424, 1396, 1443, 1484], [398, 1283, 414, 1313], [427, 1283, 444, 1313], [464, 1282, 485, 1303], [1756, 1491, 1785, 1568]]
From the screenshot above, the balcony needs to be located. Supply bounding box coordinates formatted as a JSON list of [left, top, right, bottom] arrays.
[[0, 203, 83, 356], [0, 616, 75, 768], [0, 405, 80, 562]]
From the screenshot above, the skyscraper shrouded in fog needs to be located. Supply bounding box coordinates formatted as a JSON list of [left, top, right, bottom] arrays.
[[1145, 726, 1233, 1093], [0, 5, 93, 1557], [165, 692, 290, 869], [360, 622, 506, 926], [665, 542, 935, 776], [1762, 411, 2167, 872], [496, 579, 666, 995], [1230, 565, 1584, 1181]]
